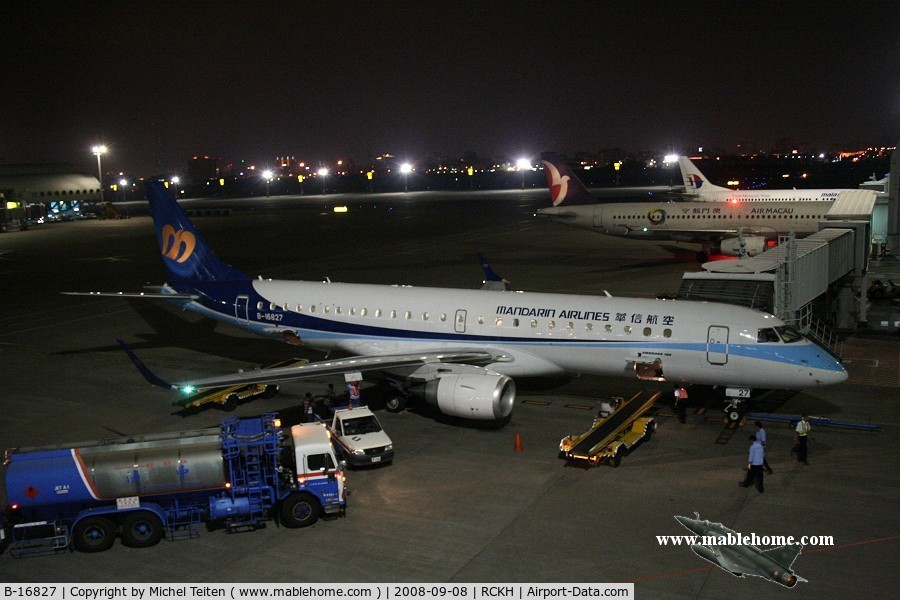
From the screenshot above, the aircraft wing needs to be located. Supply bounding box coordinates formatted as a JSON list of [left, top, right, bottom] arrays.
[[762, 544, 804, 569], [117, 339, 497, 392]]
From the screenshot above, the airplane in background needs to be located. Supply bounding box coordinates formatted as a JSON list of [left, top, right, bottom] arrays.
[[537, 153, 839, 261], [679, 156, 853, 202], [69, 182, 846, 423]]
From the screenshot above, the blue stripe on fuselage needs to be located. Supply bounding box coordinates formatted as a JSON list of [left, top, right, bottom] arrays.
[[177, 281, 843, 375]]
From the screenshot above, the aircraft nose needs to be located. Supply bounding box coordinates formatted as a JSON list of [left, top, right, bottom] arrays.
[[675, 516, 692, 528]]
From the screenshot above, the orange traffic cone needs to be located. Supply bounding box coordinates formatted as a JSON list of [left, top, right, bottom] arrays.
[[514, 432, 524, 452]]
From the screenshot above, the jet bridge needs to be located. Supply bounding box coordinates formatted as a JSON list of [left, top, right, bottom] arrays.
[[677, 190, 878, 351]]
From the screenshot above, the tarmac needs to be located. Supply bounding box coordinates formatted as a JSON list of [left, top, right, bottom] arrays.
[[0, 190, 897, 598]]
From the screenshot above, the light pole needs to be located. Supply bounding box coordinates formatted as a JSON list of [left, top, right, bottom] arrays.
[[516, 158, 530, 189], [171, 176, 180, 197], [92, 145, 107, 202], [119, 178, 128, 201], [400, 163, 412, 193], [318, 168, 328, 195], [262, 170, 273, 197]]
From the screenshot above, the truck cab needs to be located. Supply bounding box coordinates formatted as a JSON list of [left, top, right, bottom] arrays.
[[289, 423, 346, 517], [328, 407, 394, 467]]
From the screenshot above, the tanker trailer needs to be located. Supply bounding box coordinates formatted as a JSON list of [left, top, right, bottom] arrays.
[[0, 413, 346, 556]]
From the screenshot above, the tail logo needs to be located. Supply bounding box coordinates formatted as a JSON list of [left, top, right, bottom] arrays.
[[686, 174, 704, 190], [160, 224, 196, 263], [647, 208, 666, 225], [542, 160, 570, 206]]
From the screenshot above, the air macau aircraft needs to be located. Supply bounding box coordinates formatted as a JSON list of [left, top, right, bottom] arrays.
[[71, 182, 846, 424], [537, 153, 838, 261]]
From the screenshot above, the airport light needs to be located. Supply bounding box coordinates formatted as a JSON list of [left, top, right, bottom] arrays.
[[318, 168, 329, 195], [516, 158, 530, 189], [400, 163, 412, 192], [262, 170, 273, 196], [663, 154, 678, 165], [92, 145, 107, 202], [119, 178, 128, 201]]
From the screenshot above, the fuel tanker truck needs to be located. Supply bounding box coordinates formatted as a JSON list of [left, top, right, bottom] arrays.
[[0, 413, 346, 556]]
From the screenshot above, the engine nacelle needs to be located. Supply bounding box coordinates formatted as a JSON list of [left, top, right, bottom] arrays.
[[421, 373, 515, 420], [719, 236, 768, 256]]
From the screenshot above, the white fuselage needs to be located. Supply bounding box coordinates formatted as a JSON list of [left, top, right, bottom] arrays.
[[688, 189, 847, 203], [185, 278, 847, 391], [537, 200, 832, 242]]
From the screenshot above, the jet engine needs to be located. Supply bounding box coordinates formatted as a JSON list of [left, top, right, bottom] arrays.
[[719, 236, 768, 256], [769, 569, 800, 588], [420, 373, 516, 420]]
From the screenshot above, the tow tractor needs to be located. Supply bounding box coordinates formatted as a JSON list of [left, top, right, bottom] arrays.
[[559, 389, 660, 467], [178, 358, 307, 410]]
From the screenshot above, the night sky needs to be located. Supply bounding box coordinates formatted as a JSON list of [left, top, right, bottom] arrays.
[[3, 2, 898, 177]]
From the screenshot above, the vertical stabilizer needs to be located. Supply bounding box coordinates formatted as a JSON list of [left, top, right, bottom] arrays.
[[145, 181, 249, 284], [540, 153, 597, 206], [679, 157, 731, 196]]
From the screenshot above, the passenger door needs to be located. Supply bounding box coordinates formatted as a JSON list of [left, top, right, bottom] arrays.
[[706, 326, 729, 365], [234, 295, 249, 322]]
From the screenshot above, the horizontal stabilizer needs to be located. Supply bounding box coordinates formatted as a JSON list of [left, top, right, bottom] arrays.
[[62, 291, 199, 300]]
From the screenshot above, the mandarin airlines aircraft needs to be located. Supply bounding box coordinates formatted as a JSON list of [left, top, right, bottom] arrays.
[[70, 182, 846, 424], [679, 156, 853, 202], [537, 153, 836, 261]]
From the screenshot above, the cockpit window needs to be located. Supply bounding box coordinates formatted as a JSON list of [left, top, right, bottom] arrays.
[[775, 325, 803, 343], [757, 328, 781, 343]]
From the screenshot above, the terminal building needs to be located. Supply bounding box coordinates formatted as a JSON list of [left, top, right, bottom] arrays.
[[0, 163, 102, 229]]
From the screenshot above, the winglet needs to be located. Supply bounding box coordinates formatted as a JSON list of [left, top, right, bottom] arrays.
[[477, 252, 511, 291], [116, 339, 178, 390]]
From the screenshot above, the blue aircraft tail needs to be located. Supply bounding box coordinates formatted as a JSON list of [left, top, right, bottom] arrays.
[[540, 152, 596, 206], [145, 181, 249, 284]]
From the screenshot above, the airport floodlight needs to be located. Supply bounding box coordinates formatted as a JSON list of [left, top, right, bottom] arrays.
[[318, 168, 329, 194], [516, 158, 530, 189], [400, 163, 412, 192], [171, 176, 180, 185], [663, 154, 678, 165], [92, 145, 108, 202], [119, 179, 128, 187], [262, 170, 273, 196]]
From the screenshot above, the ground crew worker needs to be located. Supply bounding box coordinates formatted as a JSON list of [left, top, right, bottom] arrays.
[[673, 384, 688, 424], [794, 414, 811, 465], [302, 393, 315, 422], [739, 434, 765, 492], [755, 421, 774, 474], [347, 381, 361, 407]]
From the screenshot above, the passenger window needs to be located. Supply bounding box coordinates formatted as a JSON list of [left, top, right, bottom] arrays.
[[422, 312, 429, 321], [477, 316, 485, 325], [663, 328, 672, 338], [257, 302, 264, 310], [440, 313, 447, 322], [495, 318, 503, 326], [548, 320, 555, 329], [336, 307, 342, 315], [296, 304, 303, 312], [585, 323, 593, 332], [405, 311, 412, 319], [310, 305, 316, 313], [605, 324, 612, 333], [360, 308, 367, 317], [530, 320, 537, 328], [513, 318, 519, 327], [324, 306, 330, 314], [375, 309, 382, 317], [390, 310, 397, 318], [269, 303, 275, 310], [624, 325, 632, 334], [643, 327, 652, 336]]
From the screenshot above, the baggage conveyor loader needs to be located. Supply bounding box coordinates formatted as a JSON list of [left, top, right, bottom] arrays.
[[559, 389, 660, 467]]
